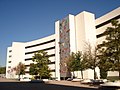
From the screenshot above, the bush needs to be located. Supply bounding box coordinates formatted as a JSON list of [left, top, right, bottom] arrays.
[[100, 69, 107, 79], [107, 76, 119, 82]]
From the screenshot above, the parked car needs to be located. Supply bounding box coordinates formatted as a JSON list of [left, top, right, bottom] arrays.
[[20, 77, 31, 81], [66, 78, 73, 81], [81, 79, 104, 85], [102, 79, 108, 83], [29, 79, 44, 83], [99, 81, 120, 89], [92, 79, 104, 85], [72, 78, 82, 82], [80, 79, 93, 84]]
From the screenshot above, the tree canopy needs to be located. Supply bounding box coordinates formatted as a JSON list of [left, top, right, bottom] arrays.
[[30, 50, 51, 79], [15, 62, 26, 75], [98, 20, 120, 79], [0, 67, 6, 74], [67, 51, 88, 79], [15, 62, 26, 79], [29, 63, 38, 75]]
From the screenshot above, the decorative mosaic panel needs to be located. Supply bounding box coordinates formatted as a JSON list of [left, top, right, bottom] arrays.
[[59, 16, 70, 77]]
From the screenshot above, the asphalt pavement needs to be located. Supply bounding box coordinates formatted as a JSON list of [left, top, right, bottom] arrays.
[[0, 77, 98, 90]]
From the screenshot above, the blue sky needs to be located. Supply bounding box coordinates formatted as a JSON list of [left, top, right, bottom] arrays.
[[0, 0, 120, 67]]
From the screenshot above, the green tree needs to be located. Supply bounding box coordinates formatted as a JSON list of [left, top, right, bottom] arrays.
[[67, 52, 75, 71], [29, 63, 38, 75], [98, 20, 120, 79], [15, 62, 26, 80], [76, 51, 88, 79], [97, 47, 112, 79], [0, 67, 6, 74], [31, 50, 51, 79], [67, 51, 87, 79], [85, 43, 99, 79], [67, 52, 76, 78]]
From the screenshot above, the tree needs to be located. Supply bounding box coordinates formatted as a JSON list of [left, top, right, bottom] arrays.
[[31, 50, 51, 79], [81, 52, 90, 78], [67, 51, 87, 79], [75, 51, 88, 79], [0, 67, 6, 74], [15, 62, 26, 80], [97, 47, 113, 79], [98, 20, 120, 79], [67, 52, 76, 78], [29, 63, 38, 75], [85, 43, 99, 79]]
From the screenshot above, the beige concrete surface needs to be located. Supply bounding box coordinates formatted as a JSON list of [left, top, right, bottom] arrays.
[[0, 77, 18, 82], [47, 80, 98, 89]]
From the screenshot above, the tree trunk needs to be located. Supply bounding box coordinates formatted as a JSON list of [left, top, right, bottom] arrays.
[[119, 70, 120, 80], [18, 74, 20, 81], [81, 70, 83, 79], [118, 59, 120, 80], [94, 68, 96, 80], [116, 51, 119, 79], [118, 58, 120, 80], [40, 76, 41, 79], [72, 71, 75, 78]]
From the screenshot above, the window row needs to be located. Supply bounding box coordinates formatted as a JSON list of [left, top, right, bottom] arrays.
[[25, 46, 55, 55], [25, 39, 55, 49]]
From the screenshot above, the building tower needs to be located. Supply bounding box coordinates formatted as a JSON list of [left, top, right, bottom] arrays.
[[55, 11, 96, 80]]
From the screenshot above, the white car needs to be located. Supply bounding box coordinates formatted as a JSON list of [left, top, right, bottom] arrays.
[[20, 77, 31, 81], [100, 81, 120, 87], [80, 79, 93, 84], [99, 81, 120, 89], [72, 78, 82, 82]]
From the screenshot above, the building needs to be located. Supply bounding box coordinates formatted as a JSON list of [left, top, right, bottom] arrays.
[[96, 7, 120, 77], [6, 35, 56, 79], [96, 7, 120, 45], [6, 7, 120, 80]]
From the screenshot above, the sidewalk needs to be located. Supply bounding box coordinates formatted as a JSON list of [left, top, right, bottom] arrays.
[[47, 80, 98, 89], [0, 77, 18, 82]]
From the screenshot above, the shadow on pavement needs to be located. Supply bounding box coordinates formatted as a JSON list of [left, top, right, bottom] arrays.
[[0, 82, 97, 90]]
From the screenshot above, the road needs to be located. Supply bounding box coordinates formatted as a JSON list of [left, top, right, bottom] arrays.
[[0, 78, 97, 90]]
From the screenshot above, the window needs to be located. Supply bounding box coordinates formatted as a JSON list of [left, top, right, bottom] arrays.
[[25, 46, 55, 55], [9, 55, 12, 58], [8, 61, 11, 63], [8, 66, 11, 68], [9, 50, 12, 52], [25, 39, 55, 49]]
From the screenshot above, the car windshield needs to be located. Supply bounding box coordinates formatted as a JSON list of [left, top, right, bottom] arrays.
[[23, 77, 29, 79]]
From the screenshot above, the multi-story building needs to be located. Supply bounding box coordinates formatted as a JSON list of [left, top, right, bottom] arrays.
[[6, 35, 56, 79], [96, 7, 120, 77], [6, 42, 25, 78], [6, 7, 120, 80]]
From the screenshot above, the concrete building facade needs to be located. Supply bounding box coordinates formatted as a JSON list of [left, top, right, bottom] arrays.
[[6, 7, 120, 80]]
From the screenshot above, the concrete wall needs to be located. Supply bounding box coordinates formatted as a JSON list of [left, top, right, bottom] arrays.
[[69, 14, 77, 53], [72, 67, 100, 79], [6, 42, 25, 78], [75, 11, 96, 52], [55, 20, 61, 80], [96, 7, 120, 45], [24, 35, 56, 78]]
